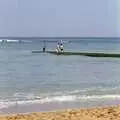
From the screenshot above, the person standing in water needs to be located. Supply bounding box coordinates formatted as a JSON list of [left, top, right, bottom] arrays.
[[59, 40, 64, 52], [43, 40, 46, 52], [56, 42, 60, 53], [59, 43, 64, 52], [56, 40, 64, 53]]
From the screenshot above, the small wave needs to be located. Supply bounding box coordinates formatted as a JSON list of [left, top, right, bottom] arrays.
[[65, 87, 120, 95], [0, 94, 120, 109]]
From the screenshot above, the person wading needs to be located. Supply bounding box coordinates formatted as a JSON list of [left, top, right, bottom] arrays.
[[56, 40, 64, 54]]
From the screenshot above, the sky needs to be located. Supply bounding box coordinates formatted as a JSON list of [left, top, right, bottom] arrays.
[[0, 0, 119, 37]]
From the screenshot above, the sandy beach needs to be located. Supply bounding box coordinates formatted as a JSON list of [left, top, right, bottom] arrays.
[[0, 105, 120, 120]]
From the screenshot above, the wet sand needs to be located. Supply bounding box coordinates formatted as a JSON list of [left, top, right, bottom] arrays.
[[0, 105, 120, 120]]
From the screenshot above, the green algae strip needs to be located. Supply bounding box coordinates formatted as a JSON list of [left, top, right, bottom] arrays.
[[47, 51, 120, 58], [32, 50, 120, 58]]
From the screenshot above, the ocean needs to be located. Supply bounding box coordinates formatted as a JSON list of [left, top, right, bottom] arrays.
[[0, 37, 120, 114]]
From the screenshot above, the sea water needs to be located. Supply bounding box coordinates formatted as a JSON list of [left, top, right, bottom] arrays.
[[0, 37, 120, 114]]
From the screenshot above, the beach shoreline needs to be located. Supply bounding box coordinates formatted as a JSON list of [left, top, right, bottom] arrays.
[[0, 105, 120, 120], [0, 100, 114, 115]]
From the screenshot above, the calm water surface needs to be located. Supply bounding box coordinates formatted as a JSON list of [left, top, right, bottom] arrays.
[[0, 38, 120, 113]]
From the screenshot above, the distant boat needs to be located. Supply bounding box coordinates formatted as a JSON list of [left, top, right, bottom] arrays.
[[0, 39, 19, 43], [7, 40, 19, 42], [1, 39, 7, 43], [60, 39, 70, 44]]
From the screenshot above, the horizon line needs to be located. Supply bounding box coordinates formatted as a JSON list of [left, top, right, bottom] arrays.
[[0, 37, 119, 39]]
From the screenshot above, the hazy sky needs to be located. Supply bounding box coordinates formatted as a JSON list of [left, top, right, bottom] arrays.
[[0, 0, 119, 37]]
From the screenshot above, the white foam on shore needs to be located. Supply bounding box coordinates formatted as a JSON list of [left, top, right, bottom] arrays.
[[0, 94, 120, 109]]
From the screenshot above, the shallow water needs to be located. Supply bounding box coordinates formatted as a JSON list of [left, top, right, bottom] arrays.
[[0, 38, 120, 114]]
